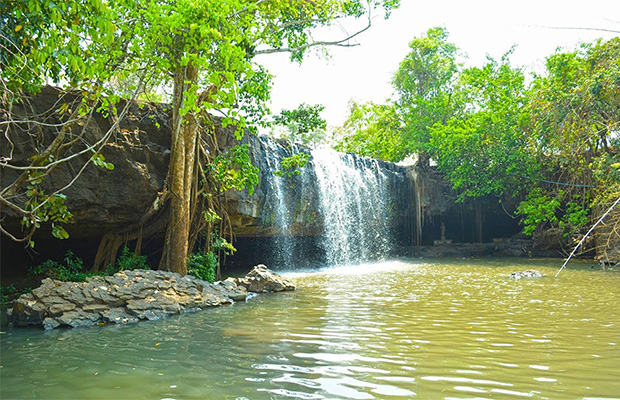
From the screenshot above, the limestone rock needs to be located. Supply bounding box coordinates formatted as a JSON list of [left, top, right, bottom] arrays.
[[235, 265, 296, 293], [11, 269, 245, 329], [509, 270, 544, 279], [43, 317, 61, 330], [11, 266, 293, 330]]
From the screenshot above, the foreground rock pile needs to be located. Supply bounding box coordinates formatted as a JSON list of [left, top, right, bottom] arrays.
[[11, 265, 294, 330]]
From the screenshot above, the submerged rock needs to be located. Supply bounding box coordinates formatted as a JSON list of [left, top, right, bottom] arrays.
[[11, 266, 292, 330], [509, 270, 544, 279], [233, 264, 296, 293]]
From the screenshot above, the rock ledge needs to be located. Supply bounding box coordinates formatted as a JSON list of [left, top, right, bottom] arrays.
[[11, 265, 294, 330]]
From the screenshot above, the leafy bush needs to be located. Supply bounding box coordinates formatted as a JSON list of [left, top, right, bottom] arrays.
[[0, 285, 15, 304], [187, 252, 218, 283], [114, 246, 149, 272], [516, 188, 561, 236], [30, 250, 97, 282], [31, 247, 150, 282], [211, 235, 236, 255], [211, 144, 260, 195]]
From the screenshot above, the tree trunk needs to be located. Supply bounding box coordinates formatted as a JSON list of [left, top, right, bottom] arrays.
[[475, 200, 483, 243], [160, 63, 199, 275]]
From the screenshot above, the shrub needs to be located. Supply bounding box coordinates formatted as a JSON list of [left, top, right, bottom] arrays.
[[115, 246, 150, 271], [187, 252, 218, 283], [30, 250, 97, 282]]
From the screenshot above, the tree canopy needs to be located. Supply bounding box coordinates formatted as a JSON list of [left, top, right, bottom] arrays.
[[335, 30, 620, 250], [273, 103, 327, 147]]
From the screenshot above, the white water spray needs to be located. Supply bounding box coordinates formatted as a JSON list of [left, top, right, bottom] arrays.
[[312, 148, 394, 265]]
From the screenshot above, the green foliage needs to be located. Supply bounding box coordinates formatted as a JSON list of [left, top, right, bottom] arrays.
[[393, 27, 460, 157], [273, 103, 327, 147], [0, 0, 120, 95], [1, 285, 32, 304], [30, 250, 96, 282], [21, 169, 73, 245], [523, 38, 620, 237], [516, 189, 561, 236], [334, 101, 403, 161], [211, 234, 237, 255], [91, 153, 115, 171], [211, 144, 260, 195], [0, 285, 16, 304], [559, 201, 589, 237], [333, 32, 619, 242], [275, 153, 310, 177], [429, 53, 536, 200], [187, 233, 235, 281], [202, 208, 222, 224], [30, 247, 149, 282], [187, 252, 217, 283], [113, 246, 149, 272]]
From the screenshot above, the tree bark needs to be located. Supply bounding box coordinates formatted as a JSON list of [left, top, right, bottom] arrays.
[[160, 63, 199, 275]]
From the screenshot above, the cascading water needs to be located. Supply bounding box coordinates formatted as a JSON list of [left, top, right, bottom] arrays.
[[248, 135, 407, 269], [311, 148, 394, 265], [257, 136, 294, 267]]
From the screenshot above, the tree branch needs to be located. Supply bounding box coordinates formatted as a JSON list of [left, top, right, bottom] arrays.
[[254, 5, 373, 56], [531, 25, 620, 34]]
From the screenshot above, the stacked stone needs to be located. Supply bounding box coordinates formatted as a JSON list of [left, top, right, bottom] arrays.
[[11, 265, 294, 330]]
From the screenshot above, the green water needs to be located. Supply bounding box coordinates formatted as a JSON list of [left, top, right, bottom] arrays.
[[1, 258, 619, 399]]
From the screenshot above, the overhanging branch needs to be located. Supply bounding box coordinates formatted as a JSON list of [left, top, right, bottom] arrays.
[[254, 5, 373, 56]]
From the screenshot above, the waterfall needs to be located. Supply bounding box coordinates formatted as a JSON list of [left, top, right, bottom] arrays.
[[258, 136, 295, 268], [311, 148, 394, 265], [245, 136, 407, 269]]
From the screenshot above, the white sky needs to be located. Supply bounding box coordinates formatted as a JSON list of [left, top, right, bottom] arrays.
[[256, 0, 620, 129]]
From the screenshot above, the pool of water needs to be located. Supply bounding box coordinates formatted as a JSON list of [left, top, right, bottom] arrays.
[[1, 258, 619, 399]]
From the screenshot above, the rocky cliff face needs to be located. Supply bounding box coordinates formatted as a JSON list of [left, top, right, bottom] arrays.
[[1, 87, 172, 239], [1, 88, 417, 269]]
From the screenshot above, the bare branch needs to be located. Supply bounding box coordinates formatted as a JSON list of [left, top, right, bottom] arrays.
[[254, 4, 373, 56], [254, 24, 369, 55], [530, 25, 620, 34], [0, 118, 83, 128], [556, 194, 620, 277], [0, 73, 147, 243]]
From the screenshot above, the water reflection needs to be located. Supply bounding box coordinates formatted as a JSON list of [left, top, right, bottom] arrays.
[[1, 259, 619, 399]]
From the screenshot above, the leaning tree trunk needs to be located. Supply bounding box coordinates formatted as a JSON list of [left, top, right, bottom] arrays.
[[160, 63, 199, 275]]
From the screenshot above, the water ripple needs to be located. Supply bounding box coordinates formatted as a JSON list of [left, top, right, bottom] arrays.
[[2, 259, 620, 399]]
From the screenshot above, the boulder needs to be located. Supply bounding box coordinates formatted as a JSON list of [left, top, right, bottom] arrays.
[[509, 270, 544, 279], [11, 266, 292, 330], [234, 264, 296, 293]]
